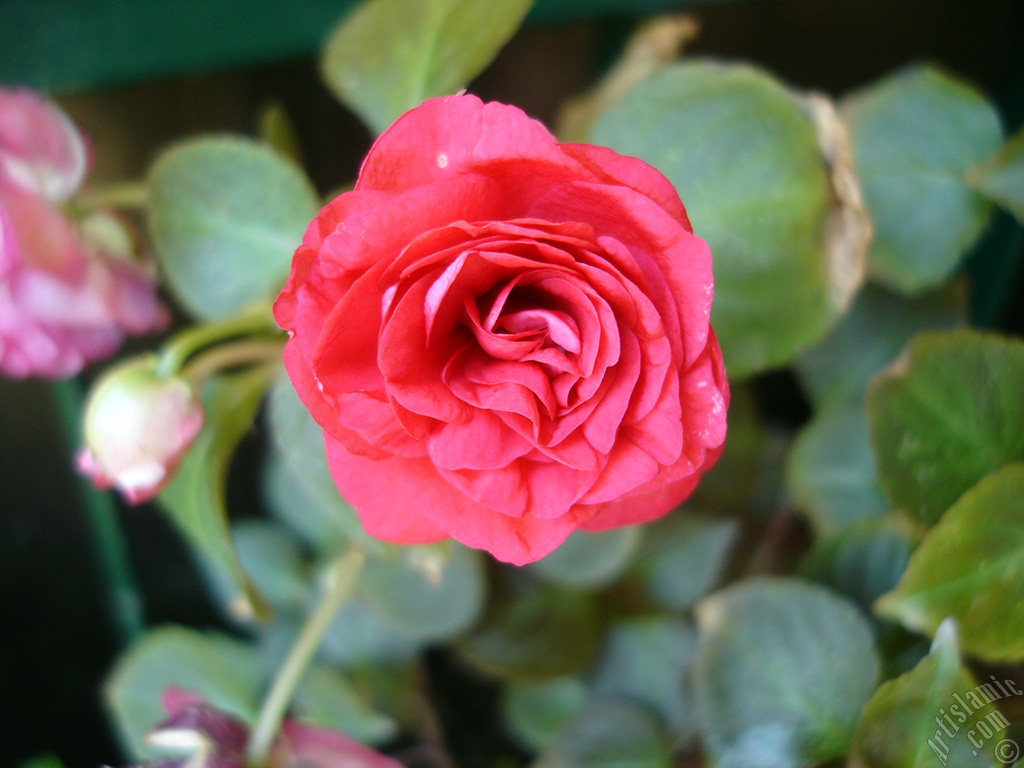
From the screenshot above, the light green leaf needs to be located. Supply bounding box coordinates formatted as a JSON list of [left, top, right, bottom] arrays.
[[267, 372, 372, 549], [104, 625, 265, 760], [801, 517, 916, 612], [693, 577, 880, 768], [459, 583, 599, 681], [529, 527, 640, 588], [786, 398, 888, 536], [967, 126, 1024, 224], [593, 60, 854, 377], [534, 701, 672, 768], [148, 137, 319, 319], [795, 283, 965, 407], [849, 621, 1005, 768], [160, 365, 275, 621], [866, 330, 1024, 526], [319, 598, 424, 667], [293, 666, 398, 745], [876, 463, 1024, 662], [504, 678, 588, 752], [589, 616, 697, 736], [842, 64, 1002, 293], [321, 0, 534, 134], [357, 543, 486, 641], [631, 514, 737, 610]]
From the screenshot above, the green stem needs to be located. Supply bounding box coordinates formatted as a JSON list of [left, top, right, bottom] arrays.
[[179, 338, 284, 389], [53, 378, 145, 645], [79, 180, 149, 210], [156, 307, 279, 378], [246, 546, 366, 766]]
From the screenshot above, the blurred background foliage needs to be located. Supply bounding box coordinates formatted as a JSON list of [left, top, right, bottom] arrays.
[[2, 0, 1023, 767]]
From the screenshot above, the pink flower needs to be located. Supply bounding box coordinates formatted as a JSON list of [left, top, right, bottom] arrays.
[[275, 95, 729, 565], [0, 88, 167, 379], [76, 356, 204, 503], [128, 687, 402, 768]]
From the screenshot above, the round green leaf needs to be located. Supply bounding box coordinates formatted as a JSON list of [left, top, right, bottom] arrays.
[[593, 60, 852, 377], [631, 514, 737, 610], [842, 65, 1002, 293], [357, 544, 486, 642], [504, 678, 588, 752], [849, 621, 1005, 768], [786, 398, 889, 536], [148, 136, 319, 319], [876, 463, 1024, 662], [529, 527, 640, 588], [319, 598, 424, 667], [866, 330, 1024, 526], [321, 0, 534, 134], [293, 666, 398, 745], [534, 701, 673, 768], [589, 616, 696, 736], [104, 626, 264, 760], [693, 577, 880, 768]]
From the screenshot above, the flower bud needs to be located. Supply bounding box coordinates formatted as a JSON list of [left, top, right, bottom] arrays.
[[77, 356, 204, 504]]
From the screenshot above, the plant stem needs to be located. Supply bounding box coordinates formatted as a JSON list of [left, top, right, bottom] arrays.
[[246, 546, 366, 766], [53, 378, 145, 645], [179, 338, 284, 388], [156, 306, 279, 378], [79, 180, 149, 210]]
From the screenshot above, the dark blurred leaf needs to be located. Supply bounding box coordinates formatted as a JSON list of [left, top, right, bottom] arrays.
[[877, 463, 1024, 662], [459, 584, 600, 681], [160, 365, 275, 621], [534, 701, 672, 768], [104, 626, 264, 760], [631, 514, 737, 610], [529, 527, 640, 589], [967, 126, 1024, 225], [504, 678, 588, 752], [356, 543, 486, 642], [867, 330, 1024, 526], [849, 620, 1004, 768], [795, 283, 965, 407], [786, 398, 888, 536], [842, 65, 1002, 293], [148, 137, 318, 319], [321, 0, 535, 134], [693, 578, 880, 767], [589, 616, 697, 736], [594, 60, 855, 377]]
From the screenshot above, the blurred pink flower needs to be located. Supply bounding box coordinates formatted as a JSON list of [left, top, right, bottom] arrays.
[[127, 687, 403, 768], [0, 87, 167, 379]]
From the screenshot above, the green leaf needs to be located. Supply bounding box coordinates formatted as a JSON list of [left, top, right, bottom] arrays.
[[795, 283, 965, 407], [866, 330, 1024, 526], [529, 527, 640, 588], [849, 621, 1006, 768], [504, 678, 588, 752], [876, 463, 1024, 662], [293, 665, 398, 745], [18, 756, 66, 768], [786, 398, 888, 536], [967, 126, 1024, 224], [459, 583, 600, 681], [534, 701, 673, 768], [148, 137, 319, 319], [357, 543, 486, 642], [266, 372, 372, 549], [104, 625, 265, 760], [320, 598, 424, 667], [801, 517, 916, 613], [631, 514, 737, 610], [321, 0, 535, 134], [593, 60, 854, 377], [203, 520, 310, 618], [842, 64, 1002, 293], [693, 577, 880, 768], [159, 365, 275, 620], [589, 616, 697, 736]]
